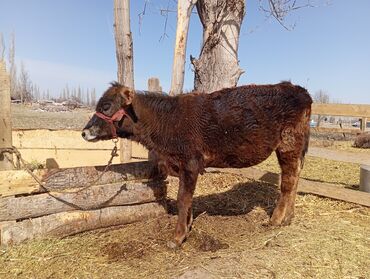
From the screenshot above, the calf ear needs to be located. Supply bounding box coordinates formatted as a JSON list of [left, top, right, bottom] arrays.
[[119, 87, 134, 105]]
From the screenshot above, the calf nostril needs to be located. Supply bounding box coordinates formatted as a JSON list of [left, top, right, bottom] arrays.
[[82, 131, 86, 138]]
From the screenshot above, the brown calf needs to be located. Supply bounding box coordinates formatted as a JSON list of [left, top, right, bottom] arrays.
[[82, 82, 312, 247]]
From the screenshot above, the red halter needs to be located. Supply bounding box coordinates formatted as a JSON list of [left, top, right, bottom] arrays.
[[95, 108, 127, 138]]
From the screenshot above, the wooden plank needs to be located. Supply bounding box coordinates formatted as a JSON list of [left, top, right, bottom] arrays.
[[312, 103, 370, 118], [0, 169, 45, 197], [1, 202, 167, 246], [311, 127, 360, 134], [298, 179, 370, 207], [0, 180, 166, 221], [206, 167, 370, 207], [0, 161, 157, 197]]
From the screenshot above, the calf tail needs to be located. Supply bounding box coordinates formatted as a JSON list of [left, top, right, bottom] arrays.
[[300, 107, 311, 169]]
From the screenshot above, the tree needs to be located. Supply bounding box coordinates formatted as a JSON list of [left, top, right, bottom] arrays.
[[18, 62, 33, 103], [77, 85, 82, 102], [8, 33, 17, 100], [191, 0, 245, 93], [313, 90, 330, 104], [169, 0, 315, 94], [114, 0, 135, 162], [169, 0, 197, 95], [91, 88, 96, 106], [86, 88, 90, 106]]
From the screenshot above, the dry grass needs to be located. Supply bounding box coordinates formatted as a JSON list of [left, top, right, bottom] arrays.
[[1, 172, 369, 279], [310, 137, 369, 153], [257, 154, 360, 188], [11, 104, 91, 130]]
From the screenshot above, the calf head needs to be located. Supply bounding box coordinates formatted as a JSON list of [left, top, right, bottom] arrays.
[[82, 82, 135, 142]]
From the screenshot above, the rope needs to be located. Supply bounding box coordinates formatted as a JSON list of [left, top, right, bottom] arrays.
[[0, 140, 119, 194]]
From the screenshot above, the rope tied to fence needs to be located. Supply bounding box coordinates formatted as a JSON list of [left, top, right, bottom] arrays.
[[0, 146, 45, 187], [0, 140, 119, 194]]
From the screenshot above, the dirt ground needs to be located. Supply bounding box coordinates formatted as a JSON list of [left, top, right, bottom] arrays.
[[1, 104, 369, 278], [0, 173, 369, 279]]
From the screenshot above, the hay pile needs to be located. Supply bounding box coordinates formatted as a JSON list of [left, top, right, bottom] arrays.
[[0, 171, 369, 279], [353, 133, 370, 149]]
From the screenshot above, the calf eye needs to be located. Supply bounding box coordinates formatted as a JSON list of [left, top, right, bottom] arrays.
[[102, 103, 111, 111]]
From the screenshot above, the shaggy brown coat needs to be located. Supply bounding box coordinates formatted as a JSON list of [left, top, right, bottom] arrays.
[[82, 81, 312, 247]]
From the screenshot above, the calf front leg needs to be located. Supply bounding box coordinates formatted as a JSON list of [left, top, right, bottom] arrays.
[[170, 160, 199, 248]]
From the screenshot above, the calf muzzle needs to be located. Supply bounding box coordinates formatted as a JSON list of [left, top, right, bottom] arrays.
[[94, 108, 127, 139]]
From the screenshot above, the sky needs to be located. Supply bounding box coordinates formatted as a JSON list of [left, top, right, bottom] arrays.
[[0, 0, 369, 104]]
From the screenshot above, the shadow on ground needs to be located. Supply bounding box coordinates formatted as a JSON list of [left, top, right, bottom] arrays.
[[167, 180, 279, 218]]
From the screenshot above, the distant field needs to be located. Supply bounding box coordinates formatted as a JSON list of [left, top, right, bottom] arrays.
[[11, 104, 92, 130]]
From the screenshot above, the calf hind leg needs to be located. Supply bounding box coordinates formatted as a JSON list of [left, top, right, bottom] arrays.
[[270, 149, 302, 226]]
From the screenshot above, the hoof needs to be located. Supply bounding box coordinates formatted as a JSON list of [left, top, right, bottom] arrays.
[[167, 240, 181, 250], [270, 214, 293, 226]]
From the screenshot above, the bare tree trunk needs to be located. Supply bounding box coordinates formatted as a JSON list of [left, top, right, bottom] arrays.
[[8, 33, 18, 100], [170, 0, 197, 95], [114, 0, 134, 163], [0, 33, 5, 61], [0, 61, 13, 170], [191, 0, 245, 93]]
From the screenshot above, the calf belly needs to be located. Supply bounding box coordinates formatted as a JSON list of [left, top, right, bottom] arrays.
[[205, 149, 275, 169]]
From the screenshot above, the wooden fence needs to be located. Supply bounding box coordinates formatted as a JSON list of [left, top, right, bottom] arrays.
[[312, 103, 370, 132], [0, 68, 167, 246], [0, 162, 167, 246]]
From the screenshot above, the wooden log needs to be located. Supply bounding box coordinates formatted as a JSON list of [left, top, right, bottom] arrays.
[[0, 61, 13, 170], [206, 167, 370, 207], [148, 77, 162, 92], [114, 0, 134, 163], [0, 180, 166, 221], [42, 161, 156, 190], [0, 161, 156, 197], [0, 221, 16, 245], [1, 202, 167, 246]]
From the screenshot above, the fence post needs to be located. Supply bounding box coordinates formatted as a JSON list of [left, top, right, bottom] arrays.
[[360, 117, 367, 132], [147, 77, 162, 162], [148, 77, 162, 92], [0, 61, 14, 170], [360, 165, 370, 193]]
